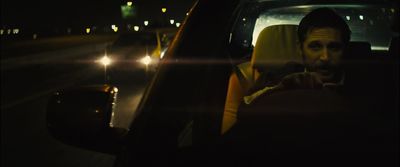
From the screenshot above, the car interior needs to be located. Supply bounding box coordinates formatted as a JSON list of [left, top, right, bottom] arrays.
[[219, 2, 398, 153]]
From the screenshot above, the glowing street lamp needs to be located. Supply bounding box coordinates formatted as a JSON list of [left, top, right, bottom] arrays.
[[111, 24, 118, 32], [169, 19, 175, 25], [175, 22, 181, 27], [85, 28, 91, 34], [127, 1, 132, 6], [161, 8, 167, 13], [134, 26, 139, 31], [12, 29, 20, 34], [144, 20, 149, 26]]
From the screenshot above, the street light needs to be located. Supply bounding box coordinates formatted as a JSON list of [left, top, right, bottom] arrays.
[[175, 22, 181, 27], [162, 8, 167, 13], [169, 19, 175, 25], [111, 24, 118, 32], [127, 1, 132, 6], [85, 28, 91, 34], [12, 29, 19, 34], [134, 26, 139, 31], [144, 20, 149, 26]]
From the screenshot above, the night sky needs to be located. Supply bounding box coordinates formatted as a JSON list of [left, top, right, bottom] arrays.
[[1, 0, 196, 29]]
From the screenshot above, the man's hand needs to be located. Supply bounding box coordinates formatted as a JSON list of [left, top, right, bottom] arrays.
[[278, 72, 323, 90], [243, 72, 324, 104]]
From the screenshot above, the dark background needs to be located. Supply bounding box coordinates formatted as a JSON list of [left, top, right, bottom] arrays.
[[1, 0, 195, 35]]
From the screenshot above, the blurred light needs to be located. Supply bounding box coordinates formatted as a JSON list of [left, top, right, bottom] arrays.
[[242, 18, 246, 21], [162, 8, 167, 13], [95, 110, 99, 113], [111, 24, 118, 32], [113, 26, 119, 32], [67, 28, 72, 34], [346, 16, 351, 21], [99, 56, 111, 66], [86, 28, 91, 34], [369, 20, 374, 25], [144, 20, 149, 26], [391, 8, 395, 13], [127, 1, 132, 6], [0, 29, 3, 35], [140, 55, 152, 65], [12, 29, 19, 34], [33, 34, 38, 39], [175, 22, 181, 27], [160, 49, 166, 59], [127, 24, 132, 29], [169, 19, 175, 25], [186, 12, 189, 16], [113, 87, 119, 93], [7, 29, 11, 34], [371, 46, 388, 51], [134, 26, 139, 31], [359, 15, 364, 20]]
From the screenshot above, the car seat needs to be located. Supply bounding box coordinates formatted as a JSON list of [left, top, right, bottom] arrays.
[[221, 24, 302, 134]]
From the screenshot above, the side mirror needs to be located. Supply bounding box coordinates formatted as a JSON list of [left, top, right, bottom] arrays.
[[46, 84, 127, 154]]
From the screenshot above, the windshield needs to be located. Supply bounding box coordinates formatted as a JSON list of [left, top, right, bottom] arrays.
[[252, 5, 396, 50]]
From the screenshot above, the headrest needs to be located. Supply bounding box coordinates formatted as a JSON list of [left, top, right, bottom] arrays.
[[251, 25, 302, 73]]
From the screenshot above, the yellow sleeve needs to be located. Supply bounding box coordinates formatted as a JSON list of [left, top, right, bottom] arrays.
[[221, 73, 245, 134]]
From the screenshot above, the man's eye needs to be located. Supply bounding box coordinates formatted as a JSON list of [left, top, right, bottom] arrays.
[[308, 42, 322, 51]]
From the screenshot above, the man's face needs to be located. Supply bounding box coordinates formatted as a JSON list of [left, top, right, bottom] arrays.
[[301, 27, 344, 83]]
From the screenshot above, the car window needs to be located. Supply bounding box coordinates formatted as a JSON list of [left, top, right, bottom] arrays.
[[252, 5, 397, 51]]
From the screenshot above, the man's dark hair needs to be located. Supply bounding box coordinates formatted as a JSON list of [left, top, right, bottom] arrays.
[[298, 8, 351, 46]]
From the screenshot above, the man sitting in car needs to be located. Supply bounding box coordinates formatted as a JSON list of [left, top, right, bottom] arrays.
[[244, 8, 351, 104], [224, 8, 395, 153]]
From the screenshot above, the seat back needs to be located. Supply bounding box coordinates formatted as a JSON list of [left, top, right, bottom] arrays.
[[234, 24, 303, 90], [222, 25, 303, 134], [250, 24, 302, 74]]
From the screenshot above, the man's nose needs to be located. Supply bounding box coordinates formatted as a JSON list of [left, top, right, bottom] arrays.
[[320, 48, 329, 61]]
